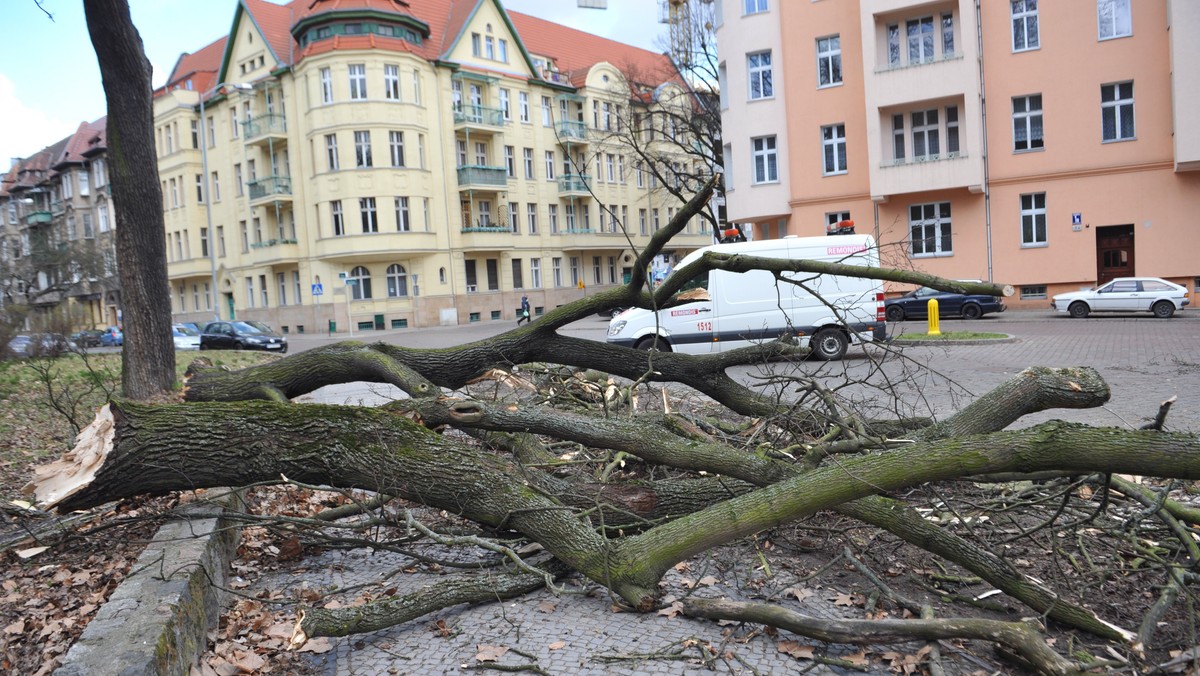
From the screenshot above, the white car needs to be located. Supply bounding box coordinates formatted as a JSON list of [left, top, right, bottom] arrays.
[[172, 324, 201, 350], [1051, 277, 1189, 318]]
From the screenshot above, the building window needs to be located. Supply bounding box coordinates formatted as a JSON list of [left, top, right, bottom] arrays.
[[246, 278, 255, 308], [511, 259, 523, 289], [909, 202, 952, 257], [260, 274, 269, 307], [523, 148, 534, 179], [1020, 193, 1047, 247], [541, 96, 552, 126], [892, 114, 906, 162], [911, 109, 940, 159], [816, 36, 841, 87], [519, 92, 530, 122], [276, 273, 287, 306], [821, 124, 847, 175], [523, 203, 537, 234], [387, 264, 408, 297], [1011, 0, 1039, 51], [1013, 94, 1043, 151], [348, 64, 367, 100], [325, 203, 343, 239], [504, 146, 516, 178], [751, 135, 778, 184], [389, 131, 405, 167], [354, 131, 372, 167], [500, 89, 511, 120], [946, 105, 959, 154], [530, 258, 542, 288], [319, 68, 333, 104], [1020, 285, 1047, 300], [1098, 0, 1132, 40], [552, 257, 563, 287], [1101, 81, 1134, 141], [747, 51, 773, 100], [544, 151, 556, 179], [325, 134, 339, 171], [639, 208, 647, 235], [825, 211, 851, 234], [359, 197, 378, 233], [743, 0, 767, 15], [384, 64, 400, 100], [548, 204, 559, 233], [349, 265, 372, 299], [395, 196, 410, 231], [942, 13, 955, 56]]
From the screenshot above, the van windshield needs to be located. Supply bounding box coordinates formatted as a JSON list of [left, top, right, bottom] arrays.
[[671, 272, 710, 302]]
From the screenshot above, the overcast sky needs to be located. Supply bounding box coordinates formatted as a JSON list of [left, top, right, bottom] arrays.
[[0, 0, 664, 169]]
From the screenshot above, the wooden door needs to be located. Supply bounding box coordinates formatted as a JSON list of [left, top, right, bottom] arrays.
[[1096, 225, 1134, 286]]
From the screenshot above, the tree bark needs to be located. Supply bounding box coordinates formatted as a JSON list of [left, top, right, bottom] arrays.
[[84, 0, 175, 398]]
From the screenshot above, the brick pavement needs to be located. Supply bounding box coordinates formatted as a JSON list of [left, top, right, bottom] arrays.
[[262, 311, 1199, 673]]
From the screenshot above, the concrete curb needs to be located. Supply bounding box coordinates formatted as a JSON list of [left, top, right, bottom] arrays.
[[891, 334, 1018, 346], [55, 492, 242, 676]]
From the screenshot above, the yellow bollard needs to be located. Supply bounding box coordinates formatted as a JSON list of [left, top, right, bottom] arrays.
[[927, 299, 941, 335]]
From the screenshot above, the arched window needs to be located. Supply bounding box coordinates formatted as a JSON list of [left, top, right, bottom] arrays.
[[349, 265, 372, 300], [439, 267, 447, 284], [387, 264, 408, 297]]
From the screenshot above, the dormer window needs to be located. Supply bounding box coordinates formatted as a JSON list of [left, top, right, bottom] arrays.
[[345, 23, 363, 35]]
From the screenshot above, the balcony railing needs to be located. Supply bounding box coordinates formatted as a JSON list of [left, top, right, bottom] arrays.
[[462, 223, 513, 233], [248, 175, 293, 200], [453, 104, 505, 127], [456, 165, 507, 187], [243, 113, 287, 139], [24, 211, 52, 225], [542, 70, 570, 85], [555, 120, 588, 142], [557, 174, 591, 194]]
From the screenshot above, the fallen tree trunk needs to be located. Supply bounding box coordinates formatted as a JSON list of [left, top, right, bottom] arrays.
[[25, 400, 1200, 612]]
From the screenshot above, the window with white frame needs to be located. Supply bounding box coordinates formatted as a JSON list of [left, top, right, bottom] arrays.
[[384, 64, 400, 100], [1101, 81, 1134, 141], [395, 196, 410, 231], [1098, 0, 1131, 40], [743, 0, 767, 15], [349, 265, 372, 299], [747, 51, 773, 100], [1013, 94, 1043, 151], [548, 204, 558, 233], [545, 151, 556, 179], [825, 211, 851, 233], [887, 11, 956, 68], [360, 197, 378, 233], [530, 258, 542, 287], [519, 92, 529, 122], [504, 146, 515, 178], [1020, 192, 1047, 246], [508, 202, 519, 232], [325, 134, 339, 171], [354, 130, 372, 167], [909, 202, 952, 256], [911, 109, 940, 159], [276, 273, 287, 306], [523, 148, 534, 179], [541, 96, 552, 126], [389, 131, 405, 167], [348, 64, 367, 100], [751, 135, 777, 183], [387, 264, 408, 297], [1011, 0, 1039, 51], [821, 124, 847, 175], [500, 88, 511, 120], [817, 36, 841, 87], [260, 274, 269, 307], [331, 200, 344, 236]]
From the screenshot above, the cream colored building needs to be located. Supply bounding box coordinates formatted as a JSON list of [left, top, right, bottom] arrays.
[[154, 0, 708, 334], [717, 0, 1200, 307]]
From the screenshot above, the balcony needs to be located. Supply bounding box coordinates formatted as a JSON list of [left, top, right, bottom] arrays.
[[555, 120, 588, 144], [557, 174, 591, 196], [24, 211, 52, 225], [50, 200, 65, 215], [456, 165, 508, 190], [247, 238, 301, 264], [243, 114, 287, 145], [248, 175, 293, 204], [453, 104, 505, 131]]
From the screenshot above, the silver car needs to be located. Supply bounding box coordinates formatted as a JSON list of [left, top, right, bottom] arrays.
[[172, 324, 201, 350], [1051, 277, 1189, 318]]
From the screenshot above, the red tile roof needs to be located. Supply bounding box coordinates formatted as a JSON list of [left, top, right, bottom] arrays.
[[163, 36, 228, 95], [242, 0, 297, 67]]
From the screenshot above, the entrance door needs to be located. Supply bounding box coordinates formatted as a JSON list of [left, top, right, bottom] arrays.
[[1096, 225, 1134, 286]]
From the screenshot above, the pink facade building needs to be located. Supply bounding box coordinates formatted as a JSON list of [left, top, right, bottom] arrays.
[[717, 0, 1200, 307]]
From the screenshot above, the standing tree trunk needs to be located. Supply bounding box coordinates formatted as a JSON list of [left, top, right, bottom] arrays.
[[84, 0, 175, 398]]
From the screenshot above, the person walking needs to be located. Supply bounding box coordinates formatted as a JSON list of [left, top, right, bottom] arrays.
[[517, 294, 531, 325]]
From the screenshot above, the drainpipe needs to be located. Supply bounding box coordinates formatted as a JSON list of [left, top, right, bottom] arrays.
[[975, 0, 994, 283]]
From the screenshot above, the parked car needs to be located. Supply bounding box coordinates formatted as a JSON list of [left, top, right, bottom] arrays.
[[70, 329, 105, 348], [200, 321, 288, 352], [243, 320, 276, 334], [6, 333, 78, 358], [99, 326, 124, 347], [885, 282, 1006, 321], [1051, 277, 1189, 318], [172, 324, 201, 350]]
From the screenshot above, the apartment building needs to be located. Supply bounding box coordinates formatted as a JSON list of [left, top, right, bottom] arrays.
[[155, 0, 708, 334], [0, 119, 121, 329], [717, 0, 1200, 307]]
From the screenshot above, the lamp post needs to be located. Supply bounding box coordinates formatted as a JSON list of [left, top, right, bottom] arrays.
[[199, 82, 252, 322]]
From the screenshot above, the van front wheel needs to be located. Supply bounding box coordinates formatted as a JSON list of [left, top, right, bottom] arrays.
[[811, 328, 848, 361], [635, 336, 670, 352]]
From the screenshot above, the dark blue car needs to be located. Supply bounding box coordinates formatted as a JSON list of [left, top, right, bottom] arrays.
[[885, 283, 1006, 321]]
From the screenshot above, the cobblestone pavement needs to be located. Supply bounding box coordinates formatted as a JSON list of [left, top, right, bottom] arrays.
[[267, 311, 1200, 674]]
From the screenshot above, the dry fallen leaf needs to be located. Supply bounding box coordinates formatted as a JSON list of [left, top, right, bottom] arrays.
[[778, 640, 815, 659], [548, 640, 566, 650], [296, 637, 333, 654], [843, 650, 869, 666], [535, 600, 557, 613], [657, 601, 684, 618], [475, 645, 509, 662], [697, 575, 719, 587]]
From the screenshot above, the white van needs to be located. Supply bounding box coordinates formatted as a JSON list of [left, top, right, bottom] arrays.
[[606, 234, 886, 360]]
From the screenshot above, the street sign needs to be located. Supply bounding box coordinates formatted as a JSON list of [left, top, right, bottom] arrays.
[[1072, 213, 1082, 225], [311, 283, 324, 296]]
